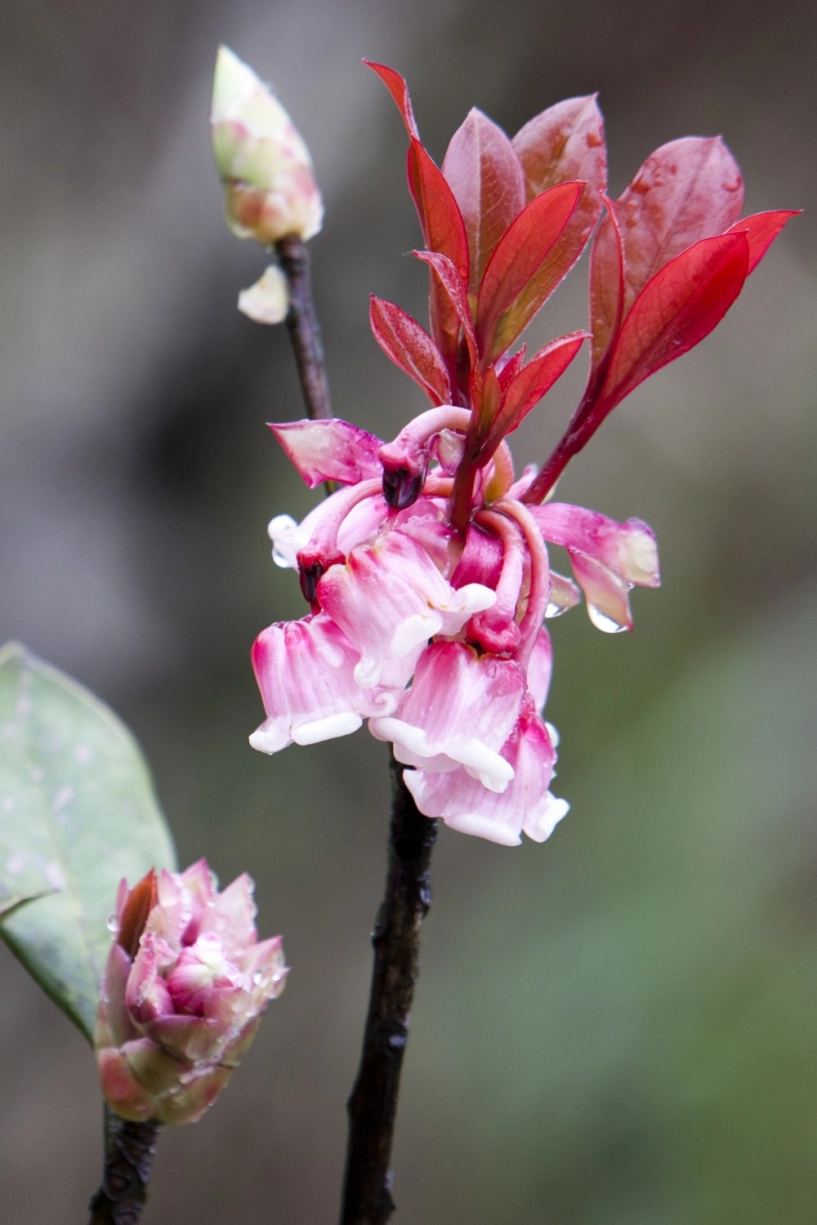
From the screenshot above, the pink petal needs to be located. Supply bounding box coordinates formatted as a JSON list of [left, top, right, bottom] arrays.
[[568, 550, 634, 633], [270, 419, 384, 488], [532, 504, 660, 587], [204, 874, 258, 952]]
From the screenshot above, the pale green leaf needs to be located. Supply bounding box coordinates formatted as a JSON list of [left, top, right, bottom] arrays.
[[0, 642, 176, 1041]]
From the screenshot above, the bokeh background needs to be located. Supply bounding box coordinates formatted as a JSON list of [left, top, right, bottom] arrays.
[[1, 0, 815, 1221]]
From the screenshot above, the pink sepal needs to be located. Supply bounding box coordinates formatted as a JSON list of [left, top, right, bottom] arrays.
[[270, 419, 384, 487]]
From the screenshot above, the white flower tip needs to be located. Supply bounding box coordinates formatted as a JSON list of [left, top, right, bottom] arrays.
[[523, 795, 570, 843], [291, 712, 362, 745], [211, 46, 261, 124], [443, 812, 522, 846], [238, 266, 289, 325], [249, 718, 289, 755]]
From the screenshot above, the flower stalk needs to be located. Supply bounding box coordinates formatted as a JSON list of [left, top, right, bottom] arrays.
[[340, 753, 438, 1225], [88, 1108, 160, 1225], [271, 174, 439, 1220], [276, 234, 333, 422]]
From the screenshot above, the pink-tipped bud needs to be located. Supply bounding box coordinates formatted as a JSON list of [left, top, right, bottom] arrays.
[[211, 46, 323, 246], [95, 861, 288, 1125]]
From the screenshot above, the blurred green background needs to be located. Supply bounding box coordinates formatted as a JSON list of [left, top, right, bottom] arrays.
[[0, 0, 815, 1221]]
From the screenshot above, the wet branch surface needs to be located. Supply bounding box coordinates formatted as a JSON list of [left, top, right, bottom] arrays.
[[88, 1109, 160, 1225], [276, 234, 333, 422], [340, 756, 438, 1225]]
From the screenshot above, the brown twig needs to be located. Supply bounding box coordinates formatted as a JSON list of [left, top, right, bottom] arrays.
[[275, 233, 333, 421], [340, 755, 438, 1225], [88, 1108, 161, 1225]]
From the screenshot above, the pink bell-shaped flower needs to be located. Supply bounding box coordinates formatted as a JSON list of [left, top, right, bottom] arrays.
[[370, 641, 526, 791], [317, 531, 496, 688], [404, 698, 568, 846], [250, 612, 399, 754], [95, 862, 287, 1125]]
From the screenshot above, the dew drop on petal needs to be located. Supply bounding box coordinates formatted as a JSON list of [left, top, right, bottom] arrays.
[[106, 912, 119, 933], [587, 603, 628, 633], [545, 600, 568, 618]]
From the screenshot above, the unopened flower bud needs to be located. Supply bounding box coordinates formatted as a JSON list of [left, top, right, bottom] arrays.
[[211, 46, 323, 246], [95, 861, 287, 1125]]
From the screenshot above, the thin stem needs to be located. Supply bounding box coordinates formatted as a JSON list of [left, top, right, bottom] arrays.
[[275, 233, 333, 421], [340, 756, 438, 1225], [88, 1108, 161, 1225]]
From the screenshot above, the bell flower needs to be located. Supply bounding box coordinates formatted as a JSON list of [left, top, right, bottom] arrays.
[[95, 862, 287, 1125], [211, 45, 323, 245], [250, 613, 399, 754], [404, 699, 567, 845], [317, 531, 496, 688], [370, 642, 526, 790]]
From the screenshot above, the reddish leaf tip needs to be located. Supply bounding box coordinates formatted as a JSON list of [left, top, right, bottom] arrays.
[[117, 869, 157, 960]]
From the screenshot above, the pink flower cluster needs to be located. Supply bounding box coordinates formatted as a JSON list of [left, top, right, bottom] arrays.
[[95, 862, 287, 1124], [249, 64, 792, 847], [250, 413, 659, 846]]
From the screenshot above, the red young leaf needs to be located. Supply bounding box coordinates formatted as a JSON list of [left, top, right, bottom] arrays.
[[601, 232, 749, 410], [588, 195, 625, 372], [405, 138, 470, 365], [497, 347, 526, 393], [513, 94, 607, 286], [117, 870, 157, 959], [442, 108, 526, 294], [413, 249, 478, 372], [726, 209, 799, 273], [370, 297, 453, 405], [615, 136, 745, 313], [364, 61, 420, 138], [514, 95, 607, 201], [476, 181, 583, 361], [485, 332, 588, 451], [473, 364, 501, 445]]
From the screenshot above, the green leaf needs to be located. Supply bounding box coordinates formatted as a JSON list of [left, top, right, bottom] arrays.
[[0, 642, 177, 1042], [0, 889, 53, 919]]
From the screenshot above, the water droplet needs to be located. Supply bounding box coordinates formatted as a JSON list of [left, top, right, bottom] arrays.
[[106, 912, 119, 933], [587, 603, 628, 633], [272, 547, 291, 569], [252, 970, 267, 987], [545, 601, 568, 618]]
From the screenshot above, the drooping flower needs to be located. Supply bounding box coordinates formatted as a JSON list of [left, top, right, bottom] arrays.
[[245, 64, 793, 846], [405, 697, 567, 846], [95, 862, 287, 1124], [250, 612, 399, 753]]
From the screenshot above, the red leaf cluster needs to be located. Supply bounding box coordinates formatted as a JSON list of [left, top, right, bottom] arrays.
[[366, 63, 796, 512]]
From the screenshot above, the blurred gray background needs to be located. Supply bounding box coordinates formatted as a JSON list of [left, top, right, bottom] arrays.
[[0, 0, 815, 1221]]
